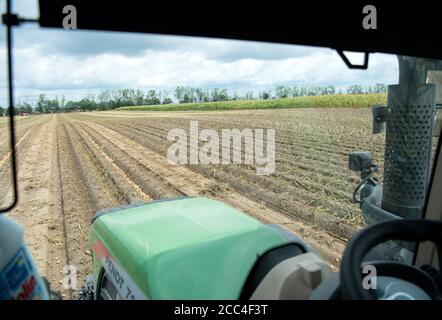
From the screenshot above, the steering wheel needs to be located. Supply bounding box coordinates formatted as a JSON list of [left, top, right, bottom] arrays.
[[340, 219, 442, 300]]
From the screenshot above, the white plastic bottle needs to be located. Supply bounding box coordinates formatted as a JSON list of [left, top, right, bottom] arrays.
[[0, 214, 49, 300]]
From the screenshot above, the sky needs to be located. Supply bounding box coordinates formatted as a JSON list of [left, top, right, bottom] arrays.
[[0, 0, 400, 106]]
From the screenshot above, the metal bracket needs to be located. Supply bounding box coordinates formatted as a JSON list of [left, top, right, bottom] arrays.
[[1, 12, 20, 26], [2, 10, 39, 27], [371, 105, 388, 134], [336, 50, 369, 69]]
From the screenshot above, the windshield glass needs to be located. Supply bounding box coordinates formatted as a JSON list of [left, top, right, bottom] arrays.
[[1, 0, 441, 300]]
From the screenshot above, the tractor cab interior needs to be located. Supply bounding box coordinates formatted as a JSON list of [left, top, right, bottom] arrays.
[[2, 1, 442, 301]]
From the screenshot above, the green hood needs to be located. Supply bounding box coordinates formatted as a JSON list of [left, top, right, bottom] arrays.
[[90, 197, 289, 299]]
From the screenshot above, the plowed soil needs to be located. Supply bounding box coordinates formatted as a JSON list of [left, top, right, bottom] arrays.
[[1, 109, 388, 298]]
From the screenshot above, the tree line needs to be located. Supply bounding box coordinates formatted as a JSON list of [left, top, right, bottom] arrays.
[[3, 83, 387, 115]]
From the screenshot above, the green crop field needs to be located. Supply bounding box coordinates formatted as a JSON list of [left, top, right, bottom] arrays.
[[116, 93, 387, 112]]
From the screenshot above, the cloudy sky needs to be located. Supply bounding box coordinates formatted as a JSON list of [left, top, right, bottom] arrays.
[[0, 0, 399, 106]]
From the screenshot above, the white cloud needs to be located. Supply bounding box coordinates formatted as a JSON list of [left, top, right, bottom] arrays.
[[0, 43, 398, 105], [0, 0, 399, 106]]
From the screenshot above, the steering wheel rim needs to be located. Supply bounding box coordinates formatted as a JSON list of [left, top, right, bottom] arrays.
[[340, 219, 442, 300]]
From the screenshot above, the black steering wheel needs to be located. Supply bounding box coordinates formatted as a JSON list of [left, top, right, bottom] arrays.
[[340, 219, 442, 300]]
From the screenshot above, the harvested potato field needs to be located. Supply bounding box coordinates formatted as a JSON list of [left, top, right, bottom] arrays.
[[1, 108, 387, 297]]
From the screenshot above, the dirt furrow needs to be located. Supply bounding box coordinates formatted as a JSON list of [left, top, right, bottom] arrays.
[[119, 117, 367, 161], [112, 119, 351, 169], [103, 120, 358, 183], [90, 118, 360, 225], [74, 118, 345, 266], [72, 121, 182, 200], [0, 118, 48, 207], [113, 119, 361, 195], [63, 116, 148, 205], [53, 118, 98, 297]]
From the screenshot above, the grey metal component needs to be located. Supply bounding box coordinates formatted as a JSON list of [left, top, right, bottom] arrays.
[[359, 185, 414, 263], [357, 176, 400, 225], [361, 197, 398, 225], [309, 274, 431, 300], [349, 151, 381, 205], [381, 56, 441, 219], [349, 151, 373, 173], [354, 160, 414, 264], [308, 273, 340, 300], [346, 57, 442, 264], [372, 106, 388, 134], [249, 252, 333, 300]]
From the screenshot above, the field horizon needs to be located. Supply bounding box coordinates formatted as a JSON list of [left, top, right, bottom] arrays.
[[116, 93, 387, 112]]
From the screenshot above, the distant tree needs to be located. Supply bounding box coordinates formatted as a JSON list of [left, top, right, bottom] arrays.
[[77, 98, 96, 111], [174, 86, 186, 103], [97, 90, 111, 110], [373, 83, 387, 93], [47, 98, 60, 113], [195, 88, 205, 102], [244, 91, 254, 100], [59, 94, 66, 110], [0, 106, 5, 116], [306, 86, 323, 96], [134, 89, 145, 106], [162, 97, 173, 104], [322, 85, 336, 95], [298, 87, 307, 96], [145, 90, 160, 105], [188, 87, 198, 103], [119, 89, 135, 106], [209, 88, 219, 102], [28, 82, 369, 114], [64, 100, 76, 112], [291, 86, 300, 97], [159, 90, 171, 104], [347, 84, 364, 94], [36, 94, 48, 113], [17, 102, 33, 114], [210, 88, 229, 102], [275, 86, 291, 99]]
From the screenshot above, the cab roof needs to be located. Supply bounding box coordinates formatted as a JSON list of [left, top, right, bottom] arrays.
[[37, 2, 442, 61]]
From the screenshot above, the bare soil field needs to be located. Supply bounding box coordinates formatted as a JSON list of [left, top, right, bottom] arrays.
[[0, 108, 389, 298]]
